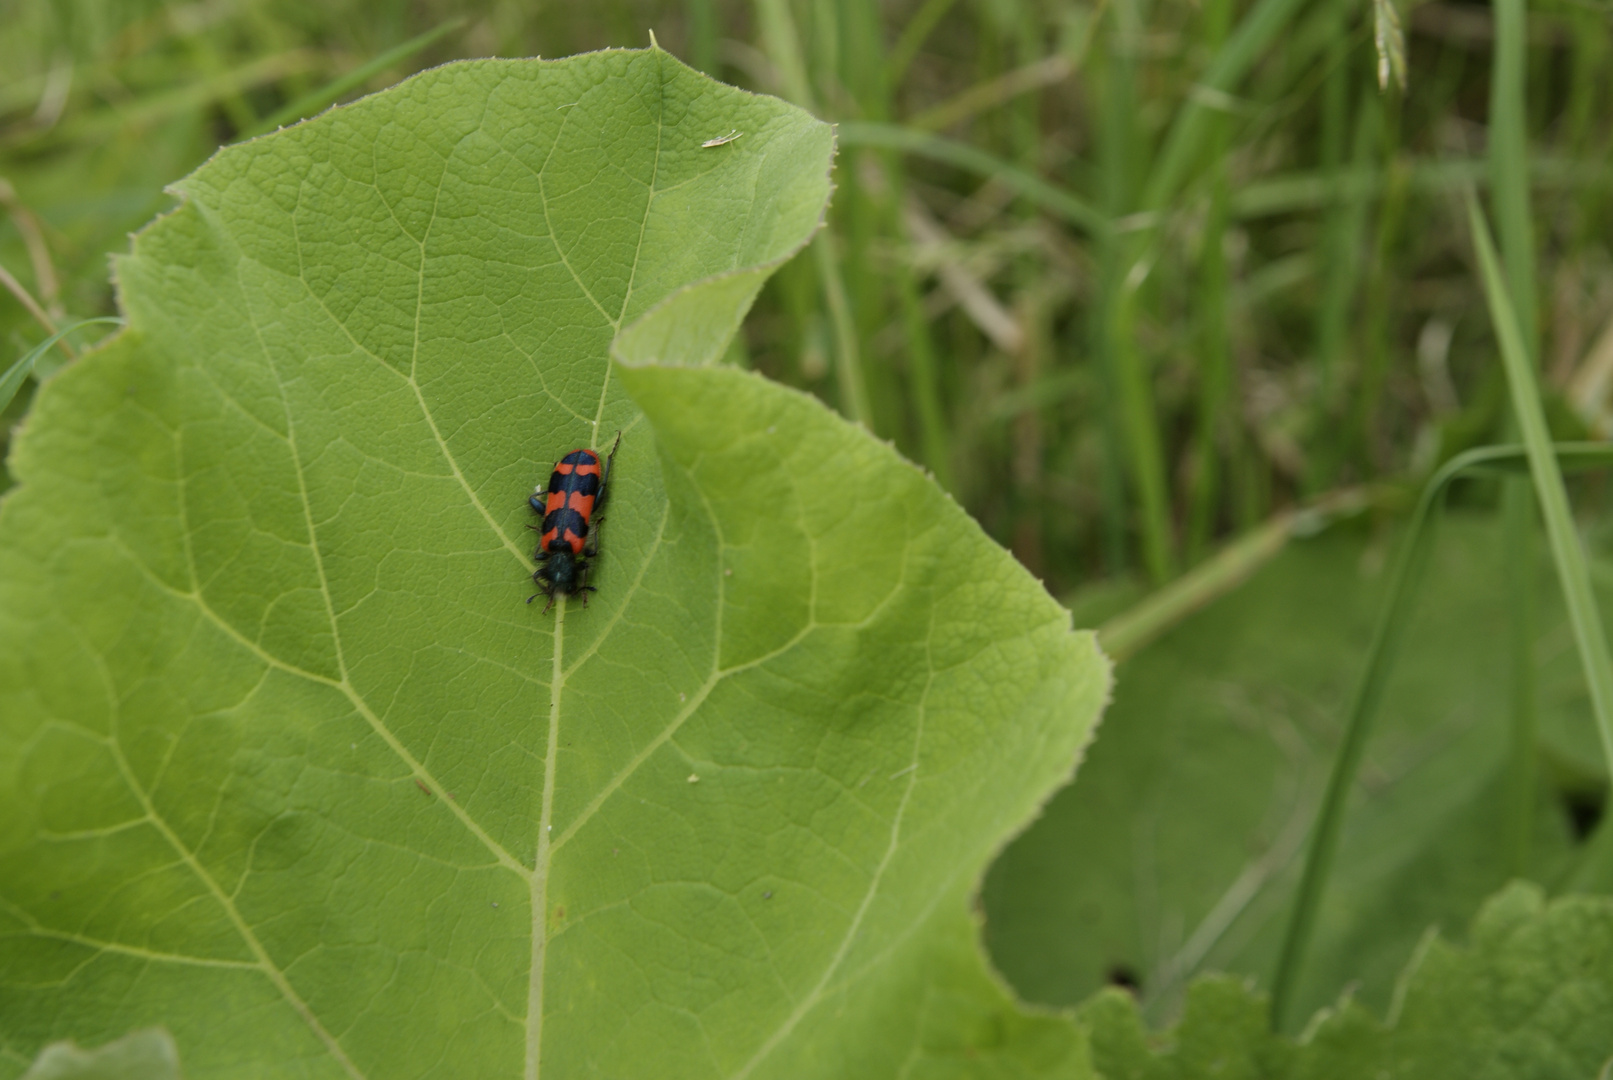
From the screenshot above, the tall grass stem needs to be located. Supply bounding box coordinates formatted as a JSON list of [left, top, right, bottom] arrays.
[[812, 232, 874, 429], [1469, 200, 1613, 779], [1486, 0, 1544, 877], [243, 18, 464, 138], [0, 317, 124, 413]]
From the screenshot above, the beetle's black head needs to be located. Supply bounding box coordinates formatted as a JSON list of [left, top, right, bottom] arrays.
[[537, 549, 579, 593]]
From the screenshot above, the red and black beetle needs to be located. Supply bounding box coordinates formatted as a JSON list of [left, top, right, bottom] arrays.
[[527, 431, 621, 612]]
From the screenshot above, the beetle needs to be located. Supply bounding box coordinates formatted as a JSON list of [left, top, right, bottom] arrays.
[[527, 431, 621, 612]]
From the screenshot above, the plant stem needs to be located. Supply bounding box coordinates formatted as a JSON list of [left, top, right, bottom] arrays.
[[1100, 0, 1177, 583], [1489, 0, 1541, 879], [687, 0, 718, 75], [243, 18, 464, 137], [835, 123, 1109, 236], [813, 231, 874, 428], [0, 259, 69, 357], [1101, 488, 1366, 662], [1502, 483, 1538, 874], [1185, 0, 1235, 564]]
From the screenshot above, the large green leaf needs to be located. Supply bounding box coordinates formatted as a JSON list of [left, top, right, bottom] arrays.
[[984, 520, 1584, 1023], [0, 49, 1110, 1078]]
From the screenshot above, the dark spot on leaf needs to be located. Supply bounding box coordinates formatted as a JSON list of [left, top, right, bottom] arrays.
[[1106, 964, 1141, 993], [413, 778, 432, 797], [555, 906, 565, 920], [1562, 785, 1606, 840]]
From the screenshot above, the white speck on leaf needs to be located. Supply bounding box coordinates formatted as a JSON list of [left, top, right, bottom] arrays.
[[702, 129, 743, 147]]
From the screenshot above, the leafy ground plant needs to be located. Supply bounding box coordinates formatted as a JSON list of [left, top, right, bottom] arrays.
[[0, 48, 1112, 1078], [1082, 882, 1613, 1079]]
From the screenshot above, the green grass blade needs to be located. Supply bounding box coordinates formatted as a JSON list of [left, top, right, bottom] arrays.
[[1111, 290, 1176, 582], [1099, 488, 1367, 661], [1227, 157, 1613, 219], [1488, 0, 1542, 877], [1140, 0, 1312, 211], [1502, 481, 1538, 875], [748, 1, 871, 429], [1269, 439, 1613, 1031], [895, 247, 955, 491], [1487, 0, 1538, 353], [754, 0, 818, 110], [835, 122, 1110, 235], [1308, 85, 1376, 491], [687, 0, 719, 74], [1469, 198, 1613, 778], [812, 231, 874, 428], [888, 0, 961, 84], [242, 18, 465, 138], [1487, 0, 1542, 876], [10, 52, 320, 151], [908, 54, 1074, 134], [0, 317, 124, 414], [1096, 0, 1176, 584], [1098, 0, 1313, 582]]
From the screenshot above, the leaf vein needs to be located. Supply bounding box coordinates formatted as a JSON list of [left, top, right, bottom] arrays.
[[729, 616, 936, 1080], [100, 712, 367, 1079], [178, 295, 532, 881]]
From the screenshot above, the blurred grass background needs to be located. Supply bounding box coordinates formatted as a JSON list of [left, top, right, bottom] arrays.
[[5, 0, 1613, 1030], [5, 0, 1610, 598]]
